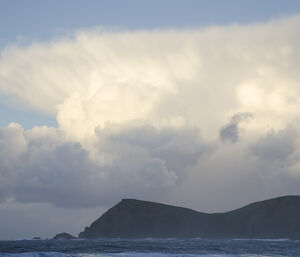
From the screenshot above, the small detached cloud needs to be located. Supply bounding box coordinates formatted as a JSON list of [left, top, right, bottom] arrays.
[[220, 112, 253, 143]]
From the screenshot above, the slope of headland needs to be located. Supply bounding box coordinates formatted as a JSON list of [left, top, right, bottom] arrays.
[[79, 195, 300, 239]]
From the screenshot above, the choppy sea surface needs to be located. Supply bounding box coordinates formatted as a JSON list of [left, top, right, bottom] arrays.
[[0, 238, 299, 257]]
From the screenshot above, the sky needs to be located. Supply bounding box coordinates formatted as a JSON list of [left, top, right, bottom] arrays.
[[1, 0, 300, 240]]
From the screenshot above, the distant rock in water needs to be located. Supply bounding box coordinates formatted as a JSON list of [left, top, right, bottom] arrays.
[[79, 196, 300, 239], [53, 232, 76, 239]]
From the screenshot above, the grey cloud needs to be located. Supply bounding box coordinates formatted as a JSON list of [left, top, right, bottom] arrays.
[[170, 135, 300, 214], [0, 123, 213, 208], [16, 142, 100, 207], [0, 124, 27, 202], [251, 128, 297, 162], [220, 112, 253, 143], [96, 124, 213, 176]]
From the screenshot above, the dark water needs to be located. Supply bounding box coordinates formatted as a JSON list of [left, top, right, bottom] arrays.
[[0, 238, 300, 256]]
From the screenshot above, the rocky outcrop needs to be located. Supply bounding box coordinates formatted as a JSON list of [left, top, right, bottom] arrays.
[[53, 232, 76, 239], [79, 196, 300, 239]]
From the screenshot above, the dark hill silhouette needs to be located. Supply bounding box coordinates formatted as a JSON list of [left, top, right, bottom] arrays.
[[79, 196, 300, 239]]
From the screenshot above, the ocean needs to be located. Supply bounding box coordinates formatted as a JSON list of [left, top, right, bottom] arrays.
[[0, 238, 299, 257]]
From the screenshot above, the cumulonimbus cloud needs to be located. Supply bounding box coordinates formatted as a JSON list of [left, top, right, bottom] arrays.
[[0, 15, 300, 209]]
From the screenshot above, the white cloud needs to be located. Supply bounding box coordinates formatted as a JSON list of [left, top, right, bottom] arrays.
[[0, 15, 300, 214], [1, 16, 299, 142]]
